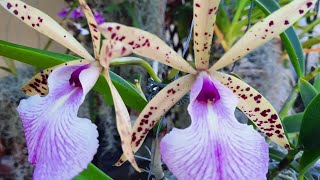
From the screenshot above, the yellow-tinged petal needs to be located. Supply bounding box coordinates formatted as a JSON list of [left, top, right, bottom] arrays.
[[100, 42, 140, 172], [210, 71, 291, 149], [0, 0, 94, 60], [78, 0, 101, 59], [98, 23, 197, 74], [209, 0, 317, 71], [115, 74, 195, 166], [21, 60, 90, 96], [193, 0, 221, 70], [99, 40, 131, 69], [103, 70, 141, 172]]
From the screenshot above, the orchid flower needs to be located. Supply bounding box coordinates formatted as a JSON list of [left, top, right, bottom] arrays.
[[0, 0, 140, 178], [97, 0, 316, 178]]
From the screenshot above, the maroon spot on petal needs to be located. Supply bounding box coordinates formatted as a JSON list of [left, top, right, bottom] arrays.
[[116, 26, 121, 30], [137, 127, 143, 132], [266, 133, 273, 137], [284, 20, 290, 25], [307, 2, 313, 8], [276, 124, 282, 129], [7, 3, 12, 9], [111, 33, 116, 39], [121, 47, 126, 55], [195, 3, 200, 7], [13, 10, 18, 15], [128, 41, 134, 45], [32, 24, 35, 27], [21, 16, 24, 20], [269, 21, 274, 26], [195, 32, 198, 36], [254, 107, 260, 112], [278, 134, 284, 139], [24, 5, 27, 9], [208, 9, 213, 14], [107, 27, 113, 32], [15, 3, 18, 7], [260, 109, 271, 117], [299, 9, 304, 14], [27, 16, 31, 20]]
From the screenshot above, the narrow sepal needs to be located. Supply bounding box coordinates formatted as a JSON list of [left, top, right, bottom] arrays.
[[115, 74, 195, 166], [209, 0, 316, 71], [210, 71, 290, 149], [21, 60, 90, 96], [193, 0, 221, 69], [78, 0, 101, 59], [104, 70, 141, 172], [98, 23, 197, 74], [0, 0, 94, 60]]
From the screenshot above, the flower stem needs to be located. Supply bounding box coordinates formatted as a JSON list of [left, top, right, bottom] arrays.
[[268, 149, 300, 179], [110, 57, 162, 83]]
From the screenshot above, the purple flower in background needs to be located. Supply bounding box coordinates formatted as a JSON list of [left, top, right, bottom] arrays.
[[57, 7, 69, 18], [93, 10, 105, 25], [70, 7, 83, 19]]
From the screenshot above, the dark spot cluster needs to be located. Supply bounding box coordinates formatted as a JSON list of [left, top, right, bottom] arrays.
[[6, 2, 45, 28], [132, 106, 158, 147], [221, 75, 286, 141], [22, 70, 50, 96]]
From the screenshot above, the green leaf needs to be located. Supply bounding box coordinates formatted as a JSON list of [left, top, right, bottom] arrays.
[[298, 79, 319, 107], [300, 149, 320, 175], [299, 93, 320, 150], [0, 40, 147, 111], [314, 74, 320, 92], [255, 0, 305, 78], [283, 112, 304, 133], [298, 93, 320, 176], [74, 163, 113, 180]]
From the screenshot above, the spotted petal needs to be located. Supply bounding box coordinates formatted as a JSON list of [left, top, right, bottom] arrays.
[[115, 74, 195, 166], [98, 23, 197, 74], [99, 42, 140, 171], [210, 71, 290, 149], [17, 64, 100, 179], [209, 0, 316, 71], [160, 72, 269, 179], [21, 60, 90, 96], [193, 0, 221, 69], [78, 0, 101, 59], [0, 0, 93, 60]]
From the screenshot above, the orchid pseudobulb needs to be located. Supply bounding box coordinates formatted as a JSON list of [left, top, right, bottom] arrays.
[[95, 0, 316, 179]]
